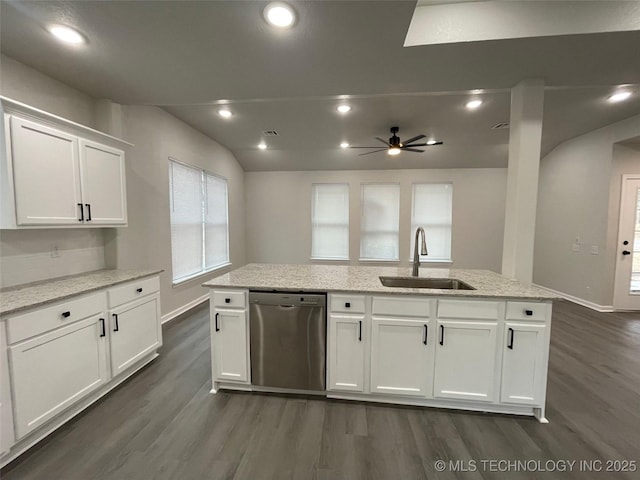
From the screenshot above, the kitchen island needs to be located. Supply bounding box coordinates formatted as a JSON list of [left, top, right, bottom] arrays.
[[203, 264, 558, 423]]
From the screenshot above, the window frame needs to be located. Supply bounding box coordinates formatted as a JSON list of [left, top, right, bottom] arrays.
[[409, 182, 453, 264], [310, 182, 350, 261], [359, 182, 401, 262], [168, 158, 231, 285]]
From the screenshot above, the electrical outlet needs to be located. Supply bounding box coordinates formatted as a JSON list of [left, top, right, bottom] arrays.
[[575, 236, 581, 244], [50, 245, 60, 258], [591, 245, 599, 255]]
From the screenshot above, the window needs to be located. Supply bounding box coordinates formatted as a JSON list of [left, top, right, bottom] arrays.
[[410, 183, 452, 262], [311, 183, 349, 260], [169, 159, 229, 283], [360, 183, 400, 261]]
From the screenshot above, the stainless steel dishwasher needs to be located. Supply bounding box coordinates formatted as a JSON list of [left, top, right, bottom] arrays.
[[249, 291, 326, 391]]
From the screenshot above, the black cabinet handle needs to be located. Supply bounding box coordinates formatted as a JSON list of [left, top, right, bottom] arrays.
[[507, 327, 514, 349], [99, 318, 106, 337], [78, 203, 84, 222], [85, 204, 92, 221], [61, 311, 71, 318], [358, 320, 362, 342], [622, 250, 631, 255], [439, 325, 444, 346], [215, 312, 220, 332], [524, 309, 533, 316], [225, 298, 231, 304], [423, 324, 428, 345], [136, 288, 143, 293], [345, 302, 351, 308], [112, 313, 119, 332]]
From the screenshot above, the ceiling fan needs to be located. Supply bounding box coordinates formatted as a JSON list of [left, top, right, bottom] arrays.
[[351, 126, 442, 156]]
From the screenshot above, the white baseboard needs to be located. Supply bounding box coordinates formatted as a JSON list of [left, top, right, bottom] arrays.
[[532, 284, 614, 313], [161, 294, 209, 324]]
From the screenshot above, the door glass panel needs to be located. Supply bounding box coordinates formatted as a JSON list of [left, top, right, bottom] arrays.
[[631, 187, 640, 293]]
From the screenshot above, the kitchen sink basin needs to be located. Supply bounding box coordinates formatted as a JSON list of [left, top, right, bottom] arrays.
[[379, 276, 475, 290]]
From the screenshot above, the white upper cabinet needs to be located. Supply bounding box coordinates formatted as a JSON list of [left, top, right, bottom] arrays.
[[79, 140, 127, 225], [0, 97, 132, 228], [10, 117, 82, 225]]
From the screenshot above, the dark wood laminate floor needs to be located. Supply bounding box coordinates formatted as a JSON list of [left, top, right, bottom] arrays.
[[2, 301, 639, 480]]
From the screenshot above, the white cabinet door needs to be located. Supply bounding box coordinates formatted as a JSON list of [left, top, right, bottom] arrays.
[[328, 314, 366, 392], [211, 309, 249, 383], [500, 322, 547, 405], [10, 117, 82, 225], [0, 323, 15, 453], [370, 317, 432, 397], [9, 315, 108, 438], [79, 139, 127, 225], [109, 294, 162, 377], [434, 320, 498, 402]]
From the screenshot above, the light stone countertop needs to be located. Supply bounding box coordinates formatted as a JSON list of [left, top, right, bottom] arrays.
[[1, 269, 163, 317], [202, 263, 559, 300]]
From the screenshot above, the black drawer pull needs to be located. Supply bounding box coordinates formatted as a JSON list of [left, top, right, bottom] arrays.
[[99, 318, 106, 337], [61, 311, 71, 318], [345, 302, 351, 308], [136, 288, 143, 293], [215, 312, 220, 332], [507, 327, 514, 349], [78, 203, 84, 222], [439, 325, 444, 346], [423, 324, 428, 345], [358, 320, 362, 342], [225, 298, 231, 304], [524, 309, 533, 316], [85, 204, 92, 221], [112, 313, 119, 332]]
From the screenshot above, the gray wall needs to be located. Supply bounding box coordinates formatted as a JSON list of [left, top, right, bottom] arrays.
[[104, 106, 246, 318], [534, 114, 640, 307], [245, 169, 507, 272], [0, 54, 106, 287]]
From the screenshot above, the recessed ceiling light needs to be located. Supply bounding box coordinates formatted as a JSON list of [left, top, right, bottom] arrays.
[[466, 99, 483, 109], [608, 91, 632, 103], [47, 24, 85, 45], [337, 105, 351, 114], [264, 2, 296, 28], [340, 142, 350, 148], [258, 142, 267, 150], [217, 108, 233, 118], [427, 140, 438, 145], [387, 147, 401, 156]]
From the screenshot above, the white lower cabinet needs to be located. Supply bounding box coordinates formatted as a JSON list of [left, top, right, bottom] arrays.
[[109, 294, 162, 376], [370, 317, 432, 397], [212, 310, 249, 383], [9, 315, 109, 438], [328, 314, 366, 392], [500, 322, 547, 405], [433, 320, 498, 402], [0, 325, 15, 453]]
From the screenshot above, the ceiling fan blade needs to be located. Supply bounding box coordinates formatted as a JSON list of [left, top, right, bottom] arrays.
[[358, 149, 388, 156], [402, 134, 426, 145], [404, 143, 427, 147], [350, 146, 388, 149], [401, 148, 425, 153], [375, 137, 391, 146]]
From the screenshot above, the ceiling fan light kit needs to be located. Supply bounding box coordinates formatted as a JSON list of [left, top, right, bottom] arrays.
[[351, 126, 442, 156]]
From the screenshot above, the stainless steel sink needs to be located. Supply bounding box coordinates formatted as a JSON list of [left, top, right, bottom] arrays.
[[379, 276, 475, 290]]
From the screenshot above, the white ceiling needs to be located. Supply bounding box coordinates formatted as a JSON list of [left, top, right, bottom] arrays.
[[1, 1, 639, 171]]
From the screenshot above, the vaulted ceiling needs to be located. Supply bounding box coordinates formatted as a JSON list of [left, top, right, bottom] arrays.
[[1, 1, 639, 171]]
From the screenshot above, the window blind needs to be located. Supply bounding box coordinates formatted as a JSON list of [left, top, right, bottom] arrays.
[[410, 183, 452, 262], [169, 160, 229, 283], [360, 184, 400, 260], [311, 183, 349, 260]]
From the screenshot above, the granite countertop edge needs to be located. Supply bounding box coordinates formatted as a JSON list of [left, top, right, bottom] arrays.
[[202, 264, 560, 301], [1, 269, 164, 317]]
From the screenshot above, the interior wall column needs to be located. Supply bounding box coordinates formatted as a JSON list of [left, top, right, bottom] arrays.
[[501, 78, 545, 284]]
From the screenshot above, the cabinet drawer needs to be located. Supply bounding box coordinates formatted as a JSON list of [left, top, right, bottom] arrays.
[[372, 296, 431, 317], [437, 299, 502, 320], [212, 290, 247, 309], [6, 292, 106, 344], [506, 301, 548, 322], [108, 276, 160, 308], [330, 294, 365, 314]]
